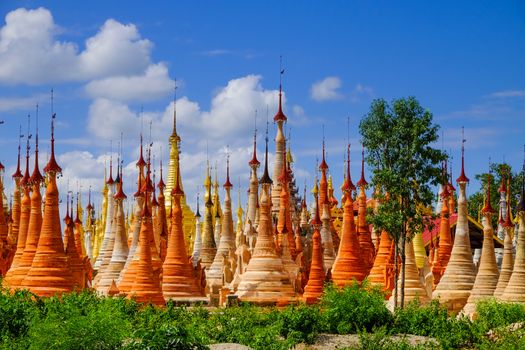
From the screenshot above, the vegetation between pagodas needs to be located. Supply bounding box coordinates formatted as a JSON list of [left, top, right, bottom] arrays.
[[1, 284, 525, 349]]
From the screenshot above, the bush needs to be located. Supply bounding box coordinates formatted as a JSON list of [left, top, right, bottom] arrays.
[[0, 288, 40, 339], [358, 327, 438, 350], [321, 281, 393, 334], [476, 299, 525, 331], [275, 303, 322, 344], [124, 324, 207, 350]]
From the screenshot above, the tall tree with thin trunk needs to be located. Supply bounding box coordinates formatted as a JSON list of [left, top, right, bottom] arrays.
[[359, 97, 445, 309]]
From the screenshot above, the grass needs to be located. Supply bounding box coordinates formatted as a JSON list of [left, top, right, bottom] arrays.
[[0, 283, 524, 349]]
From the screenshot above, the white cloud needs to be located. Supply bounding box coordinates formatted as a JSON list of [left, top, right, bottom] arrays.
[[488, 90, 525, 98], [310, 76, 343, 101], [0, 94, 44, 112], [85, 63, 173, 102], [0, 7, 152, 85]]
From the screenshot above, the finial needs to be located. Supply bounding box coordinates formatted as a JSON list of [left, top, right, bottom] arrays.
[[30, 103, 43, 184], [87, 186, 93, 211], [249, 110, 260, 167], [195, 191, 201, 217], [260, 118, 272, 184], [157, 150, 165, 190], [319, 126, 328, 171], [21, 115, 31, 186], [171, 79, 180, 140], [107, 141, 114, 185], [12, 124, 23, 179], [65, 191, 71, 222], [223, 148, 233, 188], [482, 170, 495, 214], [456, 126, 469, 183], [357, 144, 368, 187], [171, 142, 184, 197], [273, 57, 287, 122], [345, 143, 355, 192]]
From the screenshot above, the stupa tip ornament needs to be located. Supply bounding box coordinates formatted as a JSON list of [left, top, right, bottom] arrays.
[[273, 65, 287, 123], [248, 120, 260, 167], [136, 134, 147, 168], [12, 127, 23, 179], [481, 174, 495, 214], [43, 112, 62, 175], [456, 128, 469, 184], [259, 123, 272, 185], [356, 145, 368, 188]]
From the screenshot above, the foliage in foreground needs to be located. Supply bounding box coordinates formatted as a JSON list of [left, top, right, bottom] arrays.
[[1, 283, 525, 349]]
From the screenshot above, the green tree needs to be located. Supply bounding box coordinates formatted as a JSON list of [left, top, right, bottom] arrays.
[[468, 163, 525, 227], [359, 97, 446, 309]]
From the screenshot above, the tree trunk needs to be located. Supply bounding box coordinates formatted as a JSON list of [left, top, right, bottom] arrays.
[[400, 223, 407, 309], [393, 240, 399, 310]]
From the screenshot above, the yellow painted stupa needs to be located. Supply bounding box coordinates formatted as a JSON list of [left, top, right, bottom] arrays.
[[163, 90, 195, 254]]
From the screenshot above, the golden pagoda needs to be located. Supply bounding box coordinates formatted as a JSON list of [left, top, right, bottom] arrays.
[[200, 164, 217, 269], [163, 90, 195, 253]]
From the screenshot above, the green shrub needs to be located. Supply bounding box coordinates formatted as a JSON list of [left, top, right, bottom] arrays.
[[0, 289, 40, 339], [321, 281, 393, 334], [276, 303, 321, 344], [357, 327, 438, 350], [476, 299, 525, 331], [124, 324, 207, 350]]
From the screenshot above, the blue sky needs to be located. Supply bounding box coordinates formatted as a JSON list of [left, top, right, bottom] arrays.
[[0, 1, 524, 212]]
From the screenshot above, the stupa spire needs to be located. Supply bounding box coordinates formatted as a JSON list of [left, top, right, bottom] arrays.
[[21, 91, 74, 296], [357, 145, 368, 188], [249, 111, 260, 167], [12, 124, 23, 179], [456, 127, 469, 183], [29, 104, 43, 184]]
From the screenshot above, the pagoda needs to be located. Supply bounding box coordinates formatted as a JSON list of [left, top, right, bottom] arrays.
[[433, 136, 476, 312], [332, 145, 367, 286], [356, 146, 375, 271], [244, 121, 260, 252], [64, 196, 86, 290], [494, 183, 515, 298], [463, 174, 499, 316], [207, 155, 237, 289], [10, 122, 44, 288], [271, 75, 287, 216], [236, 126, 296, 305], [200, 164, 217, 269], [95, 169, 129, 294], [20, 106, 75, 296], [163, 89, 195, 252], [2, 133, 31, 286], [318, 141, 336, 272], [500, 155, 525, 303], [162, 151, 204, 301], [303, 181, 325, 304]]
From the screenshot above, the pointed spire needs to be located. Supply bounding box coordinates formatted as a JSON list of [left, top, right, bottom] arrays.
[[136, 134, 147, 168], [43, 90, 62, 175], [223, 151, 233, 188], [357, 145, 368, 187], [157, 157, 166, 190], [74, 193, 81, 224], [171, 149, 184, 197], [195, 193, 201, 218], [311, 180, 321, 227], [278, 139, 290, 184], [20, 116, 31, 187], [498, 167, 508, 193], [12, 124, 23, 179], [319, 133, 328, 171], [441, 159, 451, 198], [170, 80, 181, 142], [482, 172, 495, 214], [106, 145, 114, 185], [64, 192, 71, 223], [273, 57, 287, 122], [456, 127, 469, 183], [30, 104, 44, 184], [343, 144, 356, 192], [86, 186, 93, 211], [260, 120, 272, 185], [249, 111, 260, 167], [114, 169, 127, 200]]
